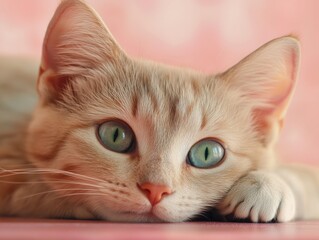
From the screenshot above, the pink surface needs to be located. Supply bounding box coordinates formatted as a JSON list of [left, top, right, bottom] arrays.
[[0, 219, 319, 240], [0, 2, 318, 165]]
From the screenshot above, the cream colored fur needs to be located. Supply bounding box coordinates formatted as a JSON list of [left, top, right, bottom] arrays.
[[0, 0, 318, 222]]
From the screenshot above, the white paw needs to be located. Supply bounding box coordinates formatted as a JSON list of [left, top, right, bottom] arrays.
[[219, 171, 296, 223]]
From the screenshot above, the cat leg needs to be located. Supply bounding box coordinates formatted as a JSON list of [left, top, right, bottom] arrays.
[[275, 165, 319, 220]]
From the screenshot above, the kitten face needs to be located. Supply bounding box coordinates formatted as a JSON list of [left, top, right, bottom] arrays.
[[26, 0, 299, 222]]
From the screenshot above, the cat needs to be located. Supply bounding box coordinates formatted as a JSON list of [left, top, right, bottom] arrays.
[[0, 0, 318, 223]]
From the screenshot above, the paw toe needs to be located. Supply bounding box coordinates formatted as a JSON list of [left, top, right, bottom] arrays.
[[234, 201, 252, 219], [250, 205, 260, 223], [277, 197, 295, 222]]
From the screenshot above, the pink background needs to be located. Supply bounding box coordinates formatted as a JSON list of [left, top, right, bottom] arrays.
[[0, 0, 318, 165]]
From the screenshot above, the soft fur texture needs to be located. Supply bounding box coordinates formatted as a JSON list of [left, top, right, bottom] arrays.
[[0, 0, 318, 223]]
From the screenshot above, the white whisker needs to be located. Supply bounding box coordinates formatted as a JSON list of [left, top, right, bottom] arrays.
[[53, 192, 109, 200], [21, 188, 100, 200], [0, 167, 109, 185], [0, 179, 102, 189]]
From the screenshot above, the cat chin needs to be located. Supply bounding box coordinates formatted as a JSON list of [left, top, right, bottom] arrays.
[[97, 211, 164, 223], [100, 209, 192, 223], [92, 205, 187, 223]]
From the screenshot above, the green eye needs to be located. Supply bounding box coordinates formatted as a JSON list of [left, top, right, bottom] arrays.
[[187, 139, 225, 168], [97, 121, 135, 153]]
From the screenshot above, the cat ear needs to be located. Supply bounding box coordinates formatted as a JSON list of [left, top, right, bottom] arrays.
[[38, 0, 124, 102], [220, 36, 300, 139]]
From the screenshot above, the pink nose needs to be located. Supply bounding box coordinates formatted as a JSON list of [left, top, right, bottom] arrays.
[[138, 182, 172, 206]]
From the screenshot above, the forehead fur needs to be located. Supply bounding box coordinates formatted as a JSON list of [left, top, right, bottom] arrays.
[[54, 57, 259, 159]]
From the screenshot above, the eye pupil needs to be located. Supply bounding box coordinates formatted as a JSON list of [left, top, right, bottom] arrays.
[[204, 147, 209, 160], [113, 128, 119, 142]]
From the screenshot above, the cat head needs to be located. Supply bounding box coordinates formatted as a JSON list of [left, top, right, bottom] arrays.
[[26, 0, 300, 222]]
